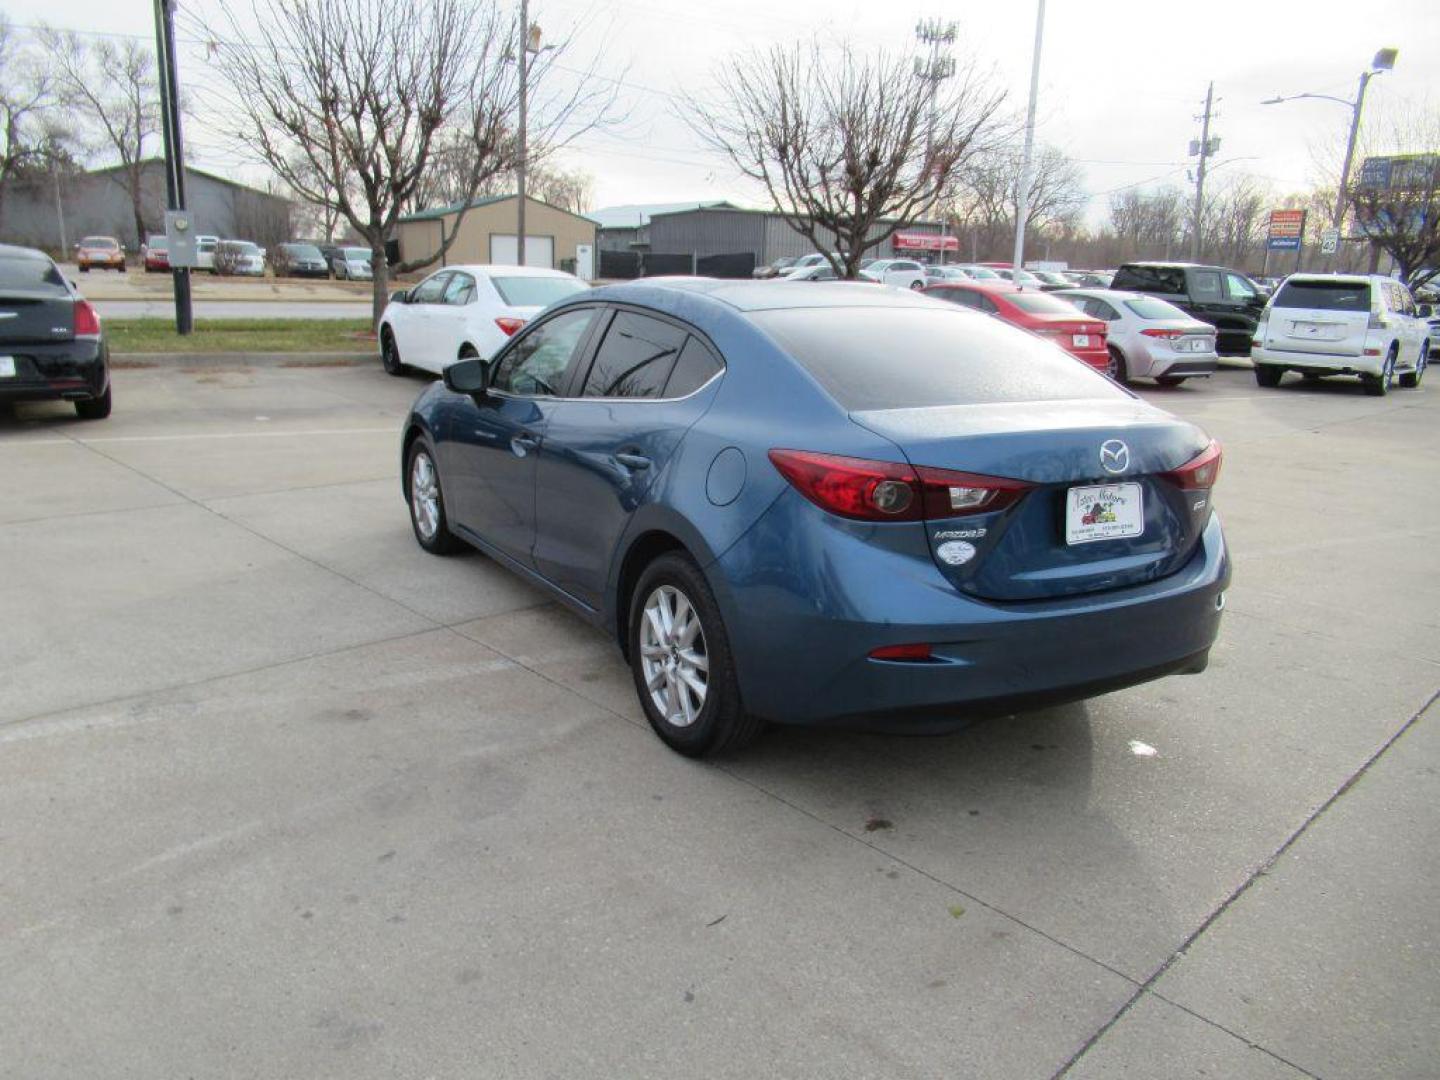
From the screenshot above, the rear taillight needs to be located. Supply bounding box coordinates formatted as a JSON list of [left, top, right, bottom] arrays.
[[768, 449, 1031, 522], [1162, 440, 1222, 490], [495, 316, 526, 337], [73, 299, 101, 338]]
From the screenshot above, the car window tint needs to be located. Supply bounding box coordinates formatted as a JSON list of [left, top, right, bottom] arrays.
[[409, 272, 450, 304], [1009, 293, 1082, 315], [665, 335, 724, 397], [443, 273, 476, 305], [754, 307, 1121, 410], [1123, 297, 1188, 320], [492, 308, 596, 397], [1190, 270, 1222, 300], [1224, 273, 1257, 300], [1114, 265, 1186, 294], [976, 293, 999, 313], [933, 287, 978, 309], [0, 255, 68, 294], [581, 311, 687, 398], [1272, 281, 1370, 312], [491, 275, 588, 307]]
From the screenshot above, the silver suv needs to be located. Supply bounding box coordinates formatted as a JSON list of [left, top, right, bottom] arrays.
[[1251, 274, 1432, 396]]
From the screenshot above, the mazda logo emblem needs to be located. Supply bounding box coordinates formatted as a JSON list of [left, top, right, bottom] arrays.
[[1100, 439, 1130, 474]]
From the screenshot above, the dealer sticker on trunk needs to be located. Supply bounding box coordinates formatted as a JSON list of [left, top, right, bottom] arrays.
[[0, 356, 15, 378], [1065, 483, 1144, 545]]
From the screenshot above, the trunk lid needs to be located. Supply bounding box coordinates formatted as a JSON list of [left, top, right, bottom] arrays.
[[0, 288, 75, 344], [851, 399, 1213, 601]]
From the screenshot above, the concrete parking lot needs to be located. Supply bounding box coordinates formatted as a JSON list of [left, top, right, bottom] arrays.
[[1, 363, 1436, 1078]]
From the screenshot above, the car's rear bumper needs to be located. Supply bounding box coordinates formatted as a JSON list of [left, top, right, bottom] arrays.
[[710, 499, 1230, 728], [1152, 354, 1218, 378], [0, 339, 109, 403], [1251, 344, 1381, 375], [1067, 345, 1110, 371]]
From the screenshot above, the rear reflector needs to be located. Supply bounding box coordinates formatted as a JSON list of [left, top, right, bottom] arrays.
[[768, 449, 1032, 522], [73, 299, 101, 338], [1162, 440, 1222, 490], [868, 643, 933, 661], [495, 316, 526, 336]]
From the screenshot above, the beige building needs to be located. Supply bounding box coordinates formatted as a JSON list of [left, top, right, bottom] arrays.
[[395, 194, 596, 277]]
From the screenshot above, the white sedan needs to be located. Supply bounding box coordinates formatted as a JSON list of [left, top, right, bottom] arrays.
[[862, 258, 928, 289], [1055, 288, 1219, 386], [378, 264, 590, 376]]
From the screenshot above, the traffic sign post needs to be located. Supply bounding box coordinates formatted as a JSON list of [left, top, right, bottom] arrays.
[[1320, 227, 1340, 255]]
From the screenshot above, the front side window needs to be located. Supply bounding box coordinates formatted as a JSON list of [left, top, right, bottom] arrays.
[[581, 311, 687, 399], [1224, 273, 1257, 301], [409, 272, 451, 304], [492, 307, 596, 397]]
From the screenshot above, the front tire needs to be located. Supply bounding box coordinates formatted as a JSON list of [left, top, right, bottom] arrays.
[[406, 438, 465, 555], [1363, 347, 1396, 397], [1399, 343, 1427, 389], [1255, 364, 1284, 388], [74, 385, 112, 420], [380, 328, 405, 376], [628, 553, 761, 757]]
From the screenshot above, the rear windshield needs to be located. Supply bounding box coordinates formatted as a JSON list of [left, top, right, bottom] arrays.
[[1272, 280, 1370, 312], [1124, 297, 1188, 320], [0, 255, 68, 294], [1114, 265, 1187, 294], [963, 266, 999, 279], [491, 275, 587, 307], [1008, 293, 1081, 315], [147, 235, 168, 249], [342, 247, 370, 260], [752, 307, 1122, 410]]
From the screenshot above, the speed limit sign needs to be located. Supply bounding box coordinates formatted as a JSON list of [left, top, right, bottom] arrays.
[[1320, 227, 1340, 255]]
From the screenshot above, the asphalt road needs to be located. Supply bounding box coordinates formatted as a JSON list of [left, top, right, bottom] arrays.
[[1, 363, 1436, 1078]]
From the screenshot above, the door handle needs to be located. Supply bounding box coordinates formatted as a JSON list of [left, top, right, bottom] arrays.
[[614, 452, 651, 471], [511, 431, 539, 457]]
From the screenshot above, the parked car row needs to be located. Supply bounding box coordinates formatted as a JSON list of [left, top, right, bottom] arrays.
[[133, 234, 375, 280]]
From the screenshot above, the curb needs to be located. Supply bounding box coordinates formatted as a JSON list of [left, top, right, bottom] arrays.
[[112, 351, 376, 369]]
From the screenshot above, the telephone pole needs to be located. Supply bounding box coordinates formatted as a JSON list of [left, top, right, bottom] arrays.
[[516, 0, 529, 266], [1011, 0, 1046, 273], [915, 19, 957, 265], [152, 0, 192, 334], [1188, 82, 1219, 262]]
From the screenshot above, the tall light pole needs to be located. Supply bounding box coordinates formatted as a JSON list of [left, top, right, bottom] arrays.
[[1011, 0, 1045, 272], [1262, 47, 1398, 268], [152, 0, 192, 334]]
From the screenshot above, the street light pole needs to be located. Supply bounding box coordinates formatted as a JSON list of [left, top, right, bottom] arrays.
[[1011, 0, 1045, 273], [152, 0, 192, 334]]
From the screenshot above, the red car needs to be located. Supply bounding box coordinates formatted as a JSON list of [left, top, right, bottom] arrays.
[[142, 234, 170, 273], [923, 281, 1109, 371]]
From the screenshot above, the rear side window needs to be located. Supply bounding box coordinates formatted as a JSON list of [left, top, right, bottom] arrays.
[[1190, 270, 1222, 300], [581, 311, 687, 398], [1273, 281, 1370, 312], [753, 307, 1122, 411], [492, 275, 588, 307], [0, 255, 68, 294], [664, 336, 724, 397], [1114, 265, 1186, 294]]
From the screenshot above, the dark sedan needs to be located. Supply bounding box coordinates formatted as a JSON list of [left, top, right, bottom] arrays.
[[0, 244, 112, 419], [399, 280, 1229, 756]]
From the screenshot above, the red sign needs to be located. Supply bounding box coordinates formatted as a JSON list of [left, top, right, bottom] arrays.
[[893, 231, 959, 252], [1266, 209, 1307, 251]]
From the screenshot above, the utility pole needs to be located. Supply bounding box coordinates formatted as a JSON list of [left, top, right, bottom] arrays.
[[152, 0, 191, 334], [915, 19, 957, 266], [1189, 82, 1219, 262], [1011, 0, 1046, 273], [515, 0, 530, 267], [53, 170, 66, 254]]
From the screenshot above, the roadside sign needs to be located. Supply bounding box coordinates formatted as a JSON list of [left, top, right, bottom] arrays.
[[1266, 209, 1307, 252], [1319, 227, 1340, 255], [893, 231, 959, 252]]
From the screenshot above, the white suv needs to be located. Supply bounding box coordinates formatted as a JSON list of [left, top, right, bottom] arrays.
[[1251, 273, 1431, 396]]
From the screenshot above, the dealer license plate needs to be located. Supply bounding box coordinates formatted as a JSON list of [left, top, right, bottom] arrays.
[[0, 356, 15, 378], [1065, 483, 1144, 545], [1071, 334, 1091, 348]]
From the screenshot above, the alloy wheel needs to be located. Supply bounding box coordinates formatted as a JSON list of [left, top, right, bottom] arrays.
[[639, 584, 709, 727], [410, 451, 440, 541]]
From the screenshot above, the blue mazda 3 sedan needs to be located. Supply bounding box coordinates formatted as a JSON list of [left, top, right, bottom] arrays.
[[401, 279, 1230, 756]]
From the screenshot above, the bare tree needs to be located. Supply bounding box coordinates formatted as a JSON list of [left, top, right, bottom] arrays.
[[38, 27, 161, 248], [408, 133, 594, 216], [0, 16, 63, 233], [1348, 111, 1440, 290], [687, 42, 1005, 279], [949, 143, 1086, 260], [198, 0, 616, 324], [1200, 174, 1270, 270], [1106, 185, 1186, 261]]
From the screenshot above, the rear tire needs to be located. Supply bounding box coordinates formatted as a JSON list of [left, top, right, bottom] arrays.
[[1156, 375, 1186, 388], [1255, 364, 1284, 388], [1106, 346, 1128, 384], [74, 385, 112, 420], [1363, 347, 1396, 397], [1399, 343, 1427, 389], [406, 438, 465, 555], [628, 553, 762, 758]]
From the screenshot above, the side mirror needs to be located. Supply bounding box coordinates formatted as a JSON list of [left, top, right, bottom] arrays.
[[443, 356, 489, 395], [390, 289, 409, 305]]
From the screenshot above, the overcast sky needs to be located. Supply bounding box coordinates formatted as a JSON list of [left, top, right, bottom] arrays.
[[7, 0, 1437, 223]]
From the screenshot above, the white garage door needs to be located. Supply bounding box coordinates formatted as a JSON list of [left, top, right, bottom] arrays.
[[489, 234, 555, 268]]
